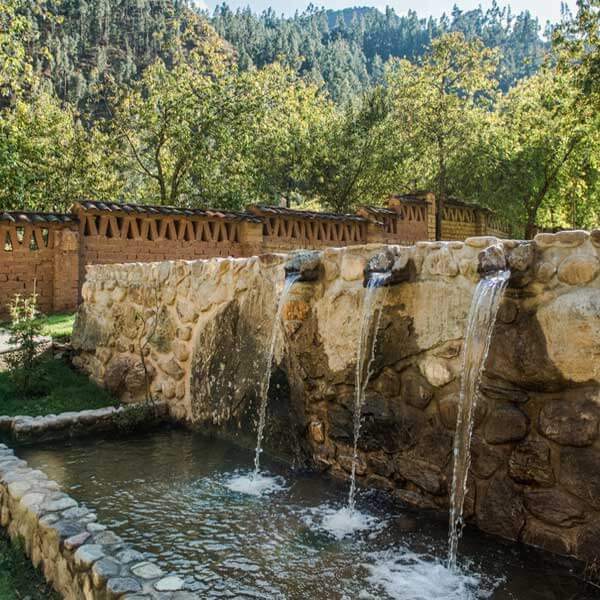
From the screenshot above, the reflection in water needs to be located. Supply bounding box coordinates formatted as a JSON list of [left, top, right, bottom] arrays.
[[19, 430, 597, 600]]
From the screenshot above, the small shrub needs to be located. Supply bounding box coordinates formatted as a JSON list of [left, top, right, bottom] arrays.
[[4, 292, 46, 396]]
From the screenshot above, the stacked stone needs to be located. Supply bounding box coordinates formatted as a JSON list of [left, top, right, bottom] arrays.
[[72, 233, 600, 565], [0, 443, 194, 599], [73, 255, 289, 423], [0, 403, 169, 444]]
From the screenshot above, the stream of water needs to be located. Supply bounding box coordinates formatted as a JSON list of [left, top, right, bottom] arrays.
[[320, 272, 389, 537], [349, 272, 389, 510], [448, 269, 510, 569], [226, 272, 299, 495]]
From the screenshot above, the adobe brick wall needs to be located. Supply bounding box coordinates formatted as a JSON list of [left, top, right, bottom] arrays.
[[1, 197, 509, 317], [0, 222, 79, 319]]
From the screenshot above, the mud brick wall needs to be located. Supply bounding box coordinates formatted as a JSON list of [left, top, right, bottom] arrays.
[[1, 197, 509, 317], [0, 221, 79, 318]]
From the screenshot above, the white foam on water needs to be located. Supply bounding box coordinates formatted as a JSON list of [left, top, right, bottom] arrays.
[[224, 472, 286, 497], [304, 505, 383, 540], [364, 549, 499, 600]]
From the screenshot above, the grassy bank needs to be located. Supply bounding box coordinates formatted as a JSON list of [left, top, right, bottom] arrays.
[[0, 358, 117, 417], [0, 533, 60, 599], [39, 312, 76, 341]]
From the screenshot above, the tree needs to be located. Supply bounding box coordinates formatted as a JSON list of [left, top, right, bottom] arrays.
[[0, 89, 120, 211], [305, 86, 401, 213], [554, 0, 600, 110], [385, 32, 500, 239], [457, 66, 599, 237]]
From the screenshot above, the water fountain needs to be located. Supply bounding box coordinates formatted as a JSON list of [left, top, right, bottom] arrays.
[[227, 271, 300, 495], [448, 267, 510, 569], [252, 271, 301, 476], [321, 269, 390, 536]]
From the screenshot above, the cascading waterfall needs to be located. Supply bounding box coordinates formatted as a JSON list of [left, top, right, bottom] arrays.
[[448, 269, 510, 569], [252, 272, 300, 477], [347, 272, 390, 511]]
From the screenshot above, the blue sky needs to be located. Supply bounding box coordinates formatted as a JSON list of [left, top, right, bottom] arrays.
[[196, 0, 575, 25]]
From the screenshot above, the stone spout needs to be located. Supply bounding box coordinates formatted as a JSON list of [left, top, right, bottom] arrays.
[[477, 243, 507, 276], [284, 251, 322, 282], [363, 247, 416, 287]]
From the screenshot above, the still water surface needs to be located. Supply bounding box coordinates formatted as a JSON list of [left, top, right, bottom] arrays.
[[18, 429, 599, 600]]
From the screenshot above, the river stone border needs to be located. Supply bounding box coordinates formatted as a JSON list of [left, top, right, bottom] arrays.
[[0, 440, 195, 599], [0, 402, 171, 444]]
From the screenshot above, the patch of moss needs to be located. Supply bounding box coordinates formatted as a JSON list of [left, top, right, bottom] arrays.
[[150, 306, 174, 353]]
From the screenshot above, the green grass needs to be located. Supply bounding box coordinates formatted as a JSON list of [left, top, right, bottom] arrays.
[[0, 358, 117, 417], [39, 312, 76, 341], [0, 533, 60, 600]]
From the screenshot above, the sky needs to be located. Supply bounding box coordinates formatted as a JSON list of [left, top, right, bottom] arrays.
[[197, 0, 575, 25]]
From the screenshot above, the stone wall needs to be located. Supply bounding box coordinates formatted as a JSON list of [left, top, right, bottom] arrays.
[[0, 439, 194, 599], [72, 231, 600, 566], [0, 214, 79, 318]]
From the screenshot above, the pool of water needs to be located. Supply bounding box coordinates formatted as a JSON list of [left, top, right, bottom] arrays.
[[18, 429, 599, 600]]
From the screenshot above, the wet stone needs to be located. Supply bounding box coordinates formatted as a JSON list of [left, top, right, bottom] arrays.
[[400, 367, 433, 410], [64, 531, 91, 550], [107, 577, 142, 596], [478, 244, 507, 275], [131, 561, 164, 579], [539, 398, 599, 447], [470, 436, 506, 479], [559, 446, 600, 509], [92, 557, 122, 587], [154, 576, 185, 591], [45, 496, 78, 512], [477, 477, 525, 541], [394, 457, 445, 495], [117, 549, 145, 564], [484, 405, 529, 444], [508, 440, 554, 486], [577, 519, 600, 562], [521, 519, 572, 557], [439, 393, 487, 430], [74, 544, 105, 569], [54, 519, 86, 540], [523, 489, 587, 527], [94, 530, 123, 545]]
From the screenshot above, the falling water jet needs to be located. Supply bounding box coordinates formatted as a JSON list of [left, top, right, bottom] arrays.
[[252, 271, 301, 477], [225, 270, 300, 496], [348, 271, 390, 511], [318, 269, 389, 536], [447, 267, 510, 569]]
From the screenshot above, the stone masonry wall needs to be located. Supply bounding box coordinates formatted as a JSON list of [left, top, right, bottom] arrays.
[[72, 231, 600, 566], [0, 439, 194, 599]]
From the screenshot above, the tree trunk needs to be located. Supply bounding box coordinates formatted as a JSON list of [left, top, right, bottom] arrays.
[[524, 220, 537, 240], [435, 152, 446, 241]]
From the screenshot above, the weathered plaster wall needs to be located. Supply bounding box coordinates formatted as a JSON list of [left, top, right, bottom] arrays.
[[73, 231, 600, 565]]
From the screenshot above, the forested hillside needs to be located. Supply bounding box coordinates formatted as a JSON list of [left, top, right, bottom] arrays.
[[21, 0, 551, 108], [20, 0, 222, 114], [0, 0, 598, 236], [212, 2, 551, 101]]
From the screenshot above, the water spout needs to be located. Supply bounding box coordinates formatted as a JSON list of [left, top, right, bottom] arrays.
[[347, 271, 389, 511], [253, 272, 300, 477], [448, 269, 510, 569]]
